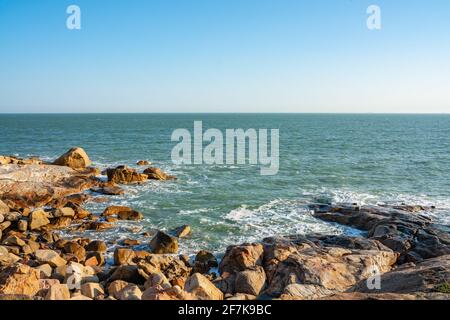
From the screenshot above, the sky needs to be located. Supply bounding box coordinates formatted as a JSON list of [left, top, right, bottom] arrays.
[[0, 0, 449, 113]]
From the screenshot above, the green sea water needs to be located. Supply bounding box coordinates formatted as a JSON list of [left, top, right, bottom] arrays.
[[1, 114, 450, 255]]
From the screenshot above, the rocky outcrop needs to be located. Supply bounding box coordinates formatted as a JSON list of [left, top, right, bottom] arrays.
[[53, 147, 92, 169], [106, 166, 147, 184], [311, 204, 450, 263], [0, 164, 97, 208]]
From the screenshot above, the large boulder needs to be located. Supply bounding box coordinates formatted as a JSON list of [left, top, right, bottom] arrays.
[[29, 209, 50, 230], [35, 249, 67, 267], [0, 264, 40, 296], [106, 166, 147, 184], [53, 147, 92, 169]]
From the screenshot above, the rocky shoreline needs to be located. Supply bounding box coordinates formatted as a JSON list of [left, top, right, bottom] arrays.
[[0, 147, 449, 300]]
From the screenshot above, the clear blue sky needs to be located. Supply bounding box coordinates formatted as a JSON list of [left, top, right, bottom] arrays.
[[0, 0, 449, 113]]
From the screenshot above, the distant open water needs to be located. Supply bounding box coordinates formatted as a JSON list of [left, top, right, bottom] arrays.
[[1, 113, 449, 255]]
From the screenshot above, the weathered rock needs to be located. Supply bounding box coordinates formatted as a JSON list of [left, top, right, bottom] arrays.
[[117, 284, 142, 300], [54, 207, 75, 218], [144, 272, 171, 290], [143, 167, 176, 181], [108, 265, 144, 284], [81, 282, 104, 299], [137, 254, 191, 285], [63, 242, 86, 262], [52, 216, 72, 229], [35, 249, 67, 267], [0, 264, 40, 296], [171, 225, 191, 238], [90, 186, 125, 196], [53, 147, 92, 169], [29, 209, 50, 230], [0, 164, 96, 208], [85, 240, 107, 253], [149, 231, 178, 254], [107, 280, 129, 299], [351, 255, 450, 295], [2, 235, 26, 247], [118, 210, 143, 221], [114, 248, 136, 265], [136, 160, 150, 166], [45, 284, 71, 300], [311, 204, 450, 263], [235, 266, 266, 296], [260, 235, 397, 298], [193, 250, 218, 274], [106, 166, 147, 184], [185, 273, 223, 300], [120, 238, 141, 246], [0, 200, 9, 214], [36, 264, 53, 278], [17, 219, 28, 232], [219, 243, 264, 274], [85, 252, 105, 267]]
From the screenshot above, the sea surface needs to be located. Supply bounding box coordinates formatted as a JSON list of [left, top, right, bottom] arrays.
[[1, 113, 450, 255]]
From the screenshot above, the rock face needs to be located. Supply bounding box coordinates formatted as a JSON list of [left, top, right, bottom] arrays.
[[0, 164, 96, 208], [311, 204, 450, 263], [150, 231, 179, 254], [0, 264, 40, 296], [53, 147, 92, 169], [143, 167, 176, 181], [106, 166, 147, 184]]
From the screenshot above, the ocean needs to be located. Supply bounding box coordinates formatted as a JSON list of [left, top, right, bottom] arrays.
[[1, 113, 450, 256]]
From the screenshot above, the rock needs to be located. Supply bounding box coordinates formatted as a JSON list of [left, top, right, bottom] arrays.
[[108, 265, 144, 284], [0, 200, 9, 214], [35, 249, 67, 267], [45, 284, 70, 300], [219, 243, 264, 274], [235, 266, 266, 296], [2, 235, 26, 247], [282, 283, 335, 300], [260, 235, 397, 298], [184, 273, 224, 300], [193, 250, 218, 274], [171, 225, 191, 238], [0, 246, 20, 267], [106, 166, 148, 184], [80, 282, 104, 299], [136, 160, 150, 166], [85, 240, 107, 253], [149, 231, 179, 254], [144, 272, 171, 290], [107, 280, 129, 299], [120, 238, 141, 246], [17, 219, 28, 232], [114, 248, 136, 265], [53, 147, 92, 169], [54, 207, 75, 217], [29, 209, 50, 230], [4, 211, 21, 222], [84, 221, 114, 231], [0, 264, 40, 296], [70, 294, 93, 300], [0, 164, 96, 208], [85, 252, 105, 267], [61, 262, 98, 286], [351, 255, 450, 295], [118, 210, 143, 221], [311, 204, 450, 263], [117, 284, 142, 300], [0, 214, 3, 224], [90, 186, 125, 195], [63, 242, 86, 262], [52, 216, 72, 229], [143, 167, 176, 181], [319, 292, 418, 300], [137, 254, 191, 285], [36, 264, 53, 278]]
